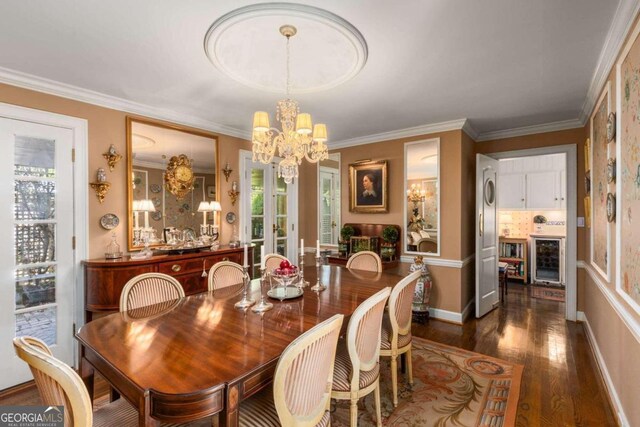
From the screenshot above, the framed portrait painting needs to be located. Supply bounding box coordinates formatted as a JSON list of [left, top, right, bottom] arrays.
[[349, 160, 388, 213]]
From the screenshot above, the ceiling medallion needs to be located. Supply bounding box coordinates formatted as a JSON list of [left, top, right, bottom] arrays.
[[204, 3, 368, 94]]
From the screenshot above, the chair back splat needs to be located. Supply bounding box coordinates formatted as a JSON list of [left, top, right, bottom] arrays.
[[346, 251, 382, 272], [208, 261, 245, 292], [119, 272, 184, 311]]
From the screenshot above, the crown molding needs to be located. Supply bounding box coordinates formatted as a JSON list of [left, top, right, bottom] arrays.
[[475, 118, 584, 142], [0, 66, 250, 140], [329, 118, 470, 149], [461, 120, 479, 141], [578, 0, 640, 124]]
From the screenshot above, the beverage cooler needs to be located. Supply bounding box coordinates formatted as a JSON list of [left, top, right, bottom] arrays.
[[531, 235, 565, 286]]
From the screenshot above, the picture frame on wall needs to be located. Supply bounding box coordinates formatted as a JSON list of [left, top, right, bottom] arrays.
[[589, 81, 611, 281], [207, 185, 216, 198], [616, 16, 640, 315], [349, 160, 388, 213]]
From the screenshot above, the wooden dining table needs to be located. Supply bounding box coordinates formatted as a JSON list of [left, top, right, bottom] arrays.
[[76, 264, 404, 426]]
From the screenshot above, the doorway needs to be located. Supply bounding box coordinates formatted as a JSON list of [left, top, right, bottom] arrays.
[[240, 151, 298, 276], [0, 104, 87, 389], [317, 153, 341, 247], [489, 144, 577, 321]]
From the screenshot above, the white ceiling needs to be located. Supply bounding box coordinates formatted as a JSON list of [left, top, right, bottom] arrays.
[[0, 0, 628, 145]]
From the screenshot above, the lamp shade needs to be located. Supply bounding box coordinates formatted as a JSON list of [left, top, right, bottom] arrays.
[[253, 111, 270, 132], [295, 113, 312, 135], [138, 199, 156, 212], [210, 201, 222, 212], [312, 123, 328, 142], [198, 201, 211, 212]]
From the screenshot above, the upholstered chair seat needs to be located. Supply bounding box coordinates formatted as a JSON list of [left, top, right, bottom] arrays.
[[240, 314, 344, 427], [239, 387, 331, 427], [331, 340, 380, 392], [345, 251, 382, 272], [380, 313, 413, 350]]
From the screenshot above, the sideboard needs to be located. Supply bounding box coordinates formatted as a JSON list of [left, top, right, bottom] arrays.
[[83, 246, 253, 322]]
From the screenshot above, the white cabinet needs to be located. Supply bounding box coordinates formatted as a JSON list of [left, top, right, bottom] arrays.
[[499, 173, 526, 209], [526, 171, 560, 209], [498, 154, 566, 210]]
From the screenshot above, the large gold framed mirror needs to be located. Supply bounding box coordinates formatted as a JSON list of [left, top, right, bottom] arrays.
[[404, 138, 440, 256], [126, 117, 219, 251]]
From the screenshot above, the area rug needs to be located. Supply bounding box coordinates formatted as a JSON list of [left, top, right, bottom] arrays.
[[531, 285, 565, 302], [331, 337, 523, 427]]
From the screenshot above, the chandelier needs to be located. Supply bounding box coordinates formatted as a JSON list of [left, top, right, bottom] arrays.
[[407, 184, 426, 208], [251, 25, 329, 184]]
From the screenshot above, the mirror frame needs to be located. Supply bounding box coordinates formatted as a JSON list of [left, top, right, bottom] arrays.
[[403, 138, 441, 257], [126, 116, 219, 251]]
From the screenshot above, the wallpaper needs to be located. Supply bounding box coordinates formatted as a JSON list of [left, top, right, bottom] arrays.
[[591, 90, 609, 278], [619, 35, 640, 312]]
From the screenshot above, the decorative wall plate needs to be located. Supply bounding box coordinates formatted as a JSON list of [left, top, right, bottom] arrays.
[[151, 211, 162, 221], [607, 158, 616, 183], [226, 212, 237, 224], [607, 112, 616, 142], [100, 213, 119, 230], [606, 193, 616, 223], [150, 183, 161, 193]]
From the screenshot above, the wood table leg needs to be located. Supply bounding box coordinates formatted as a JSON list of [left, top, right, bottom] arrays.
[[140, 393, 160, 426], [79, 358, 95, 404], [219, 384, 239, 427]]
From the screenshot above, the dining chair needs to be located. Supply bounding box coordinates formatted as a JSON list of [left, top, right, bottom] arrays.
[[331, 287, 391, 426], [239, 314, 344, 427], [263, 253, 290, 272], [119, 272, 185, 311], [13, 336, 139, 427], [380, 269, 421, 407], [346, 251, 382, 272], [208, 260, 245, 291]]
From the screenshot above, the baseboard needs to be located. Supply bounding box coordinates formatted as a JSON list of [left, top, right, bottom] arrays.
[[581, 312, 630, 427], [429, 307, 464, 324]]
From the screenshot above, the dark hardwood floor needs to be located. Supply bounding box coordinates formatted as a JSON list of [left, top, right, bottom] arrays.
[[1, 281, 617, 426], [413, 282, 617, 427]]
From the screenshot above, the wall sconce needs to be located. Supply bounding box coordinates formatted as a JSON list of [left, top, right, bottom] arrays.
[[90, 168, 110, 203], [102, 144, 122, 171], [228, 181, 239, 206], [222, 161, 233, 182]]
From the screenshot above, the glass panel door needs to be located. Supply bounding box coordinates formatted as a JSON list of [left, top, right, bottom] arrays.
[[274, 175, 288, 257], [0, 118, 75, 389], [319, 167, 340, 245]]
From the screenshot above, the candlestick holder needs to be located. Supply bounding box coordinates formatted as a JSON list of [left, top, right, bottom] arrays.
[[252, 267, 273, 313], [310, 256, 325, 292], [298, 252, 309, 287], [234, 266, 255, 309]]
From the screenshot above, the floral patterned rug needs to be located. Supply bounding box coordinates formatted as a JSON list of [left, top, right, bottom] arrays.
[[330, 337, 523, 427]]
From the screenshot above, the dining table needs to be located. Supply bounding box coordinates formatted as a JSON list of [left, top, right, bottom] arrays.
[[76, 264, 405, 427]]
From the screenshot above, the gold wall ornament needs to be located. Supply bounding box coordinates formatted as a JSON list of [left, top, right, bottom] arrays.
[[228, 181, 240, 206], [102, 144, 122, 171], [164, 154, 195, 200], [222, 161, 233, 182], [90, 182, 110, 203]]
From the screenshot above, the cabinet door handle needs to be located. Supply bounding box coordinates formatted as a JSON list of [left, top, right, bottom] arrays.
[[222, 257, 229, 261], [171, 264, 182, 272]]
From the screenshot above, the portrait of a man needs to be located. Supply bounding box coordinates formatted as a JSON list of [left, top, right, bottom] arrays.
[[349, 160, 388, 213]]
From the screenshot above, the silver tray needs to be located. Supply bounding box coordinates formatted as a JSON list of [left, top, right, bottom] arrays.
[[152, 244, 210, 254], [267, 286, 303, 300]]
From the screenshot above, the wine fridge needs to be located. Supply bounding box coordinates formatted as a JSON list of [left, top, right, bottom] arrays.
[[531, 236, 565, 286]]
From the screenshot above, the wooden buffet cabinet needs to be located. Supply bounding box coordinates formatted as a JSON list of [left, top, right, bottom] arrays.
[[83, 246, 252, 322]]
